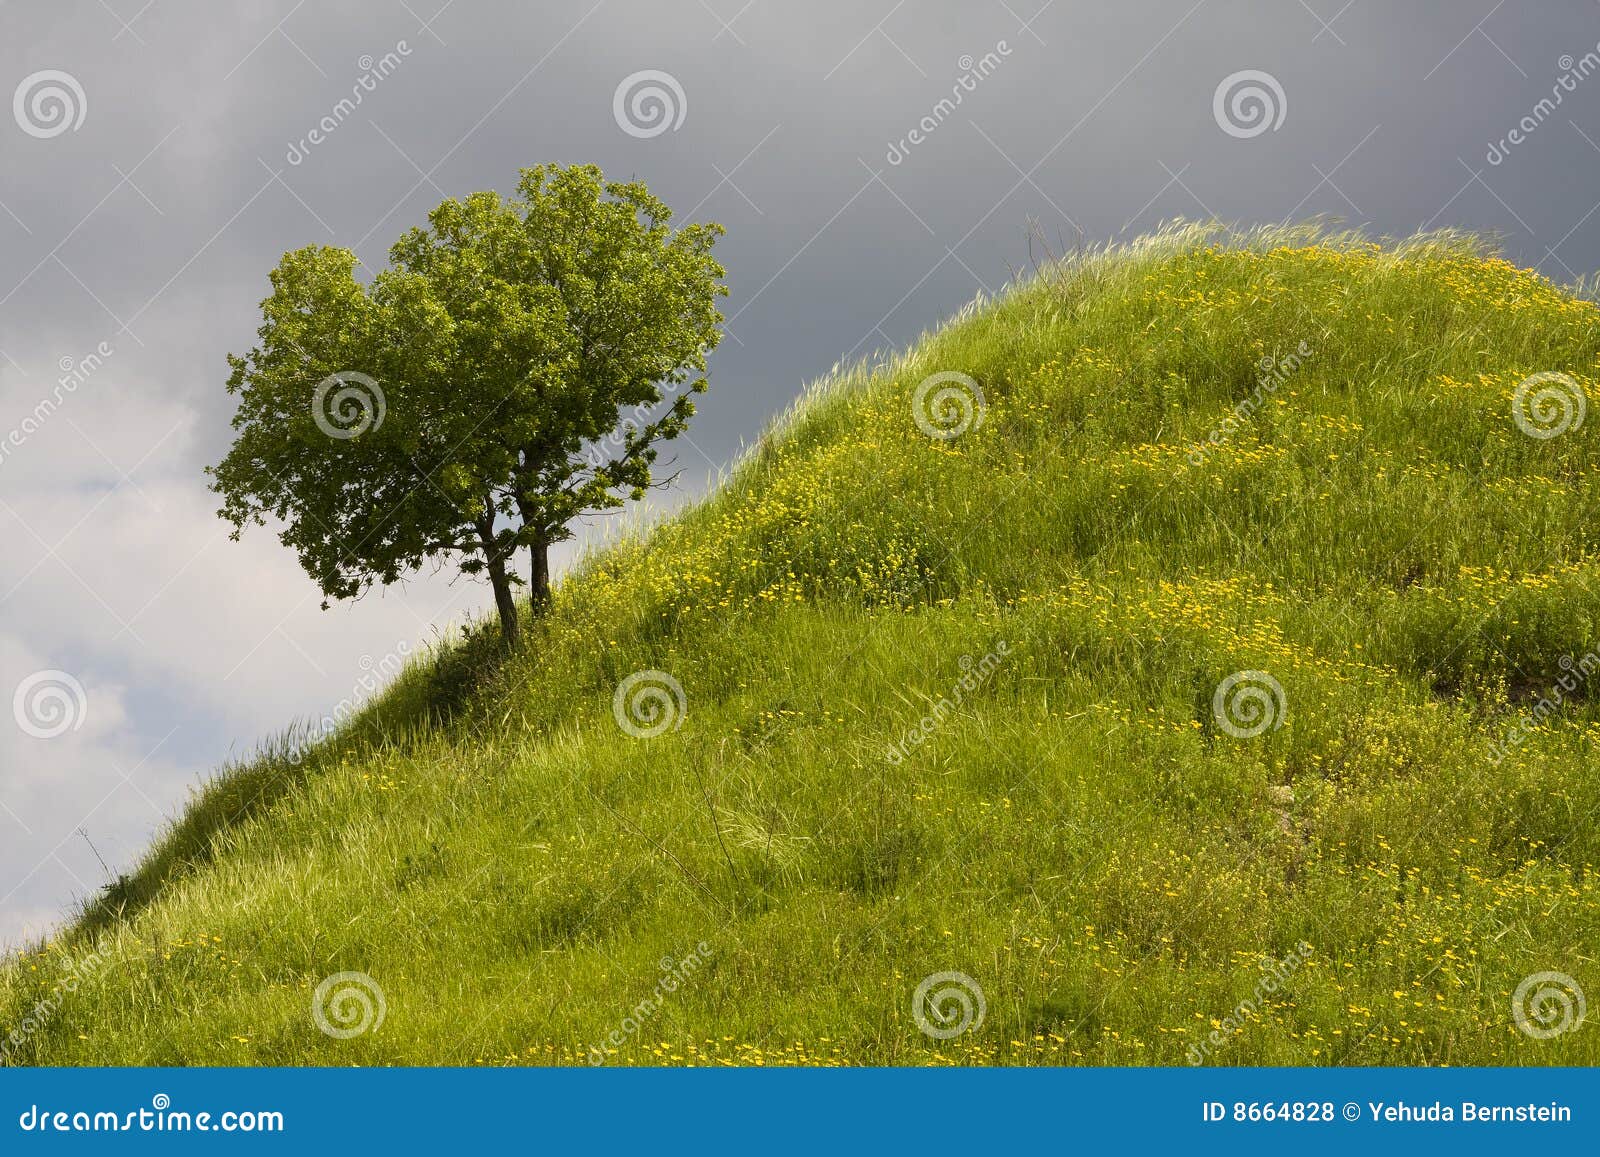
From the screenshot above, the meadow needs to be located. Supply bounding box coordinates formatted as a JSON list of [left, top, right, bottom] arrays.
[[3, 221, 1598, 1066]]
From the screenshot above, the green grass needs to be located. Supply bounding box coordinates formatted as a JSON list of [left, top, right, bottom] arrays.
[[6, 221, 1600, 1066]]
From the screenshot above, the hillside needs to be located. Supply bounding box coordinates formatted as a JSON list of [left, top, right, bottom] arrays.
[[5, 221, 1600, 1066]]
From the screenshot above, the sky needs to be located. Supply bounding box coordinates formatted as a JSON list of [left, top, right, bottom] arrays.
[[3, 0, 1600, 947]]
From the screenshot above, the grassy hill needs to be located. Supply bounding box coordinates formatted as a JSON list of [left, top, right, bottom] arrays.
[[5, 221, 1600, 1066]]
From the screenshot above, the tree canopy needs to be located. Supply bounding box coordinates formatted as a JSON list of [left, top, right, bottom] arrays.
[[209, 163, 727, 646]]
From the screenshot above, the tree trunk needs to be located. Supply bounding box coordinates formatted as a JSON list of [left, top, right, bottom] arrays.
[[486, 550, 520, 649], [477, 509, 520, 649], [511, 476, 551, 615], [529, 539, 551, 613]]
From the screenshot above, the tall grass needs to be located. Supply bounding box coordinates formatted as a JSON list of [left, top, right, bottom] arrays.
[[4, 221, 1599, 1066]]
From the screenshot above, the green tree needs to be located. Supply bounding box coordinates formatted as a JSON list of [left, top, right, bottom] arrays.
[[209, 164, 727, 647]]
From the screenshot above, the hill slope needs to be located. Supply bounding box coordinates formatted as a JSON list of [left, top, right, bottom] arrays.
[[6, 222, 1600, 1066]]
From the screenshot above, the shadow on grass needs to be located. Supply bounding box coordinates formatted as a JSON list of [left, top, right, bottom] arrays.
[[69, 615, 514, 943]]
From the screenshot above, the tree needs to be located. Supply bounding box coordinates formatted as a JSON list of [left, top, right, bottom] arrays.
[[209, 164, 727, 647]]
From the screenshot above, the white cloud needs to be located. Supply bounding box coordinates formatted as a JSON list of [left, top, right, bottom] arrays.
[[0, 363, 487, 948], [0, 631, 162, 950]]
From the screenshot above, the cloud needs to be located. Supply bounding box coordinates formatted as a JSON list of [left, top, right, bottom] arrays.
[[0, 630, 152, 948]]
